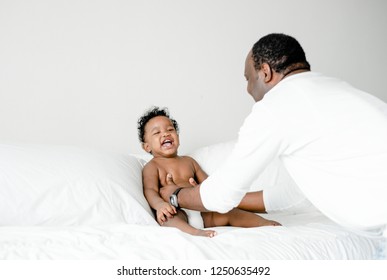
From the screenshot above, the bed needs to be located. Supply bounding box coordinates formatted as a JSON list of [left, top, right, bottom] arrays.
[[0, 142, 384, 260]]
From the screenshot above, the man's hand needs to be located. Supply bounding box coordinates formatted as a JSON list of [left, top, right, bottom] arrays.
[[188, 177, 198, 187], [159, 173, 180, 201], [160, 173, 208, 212]]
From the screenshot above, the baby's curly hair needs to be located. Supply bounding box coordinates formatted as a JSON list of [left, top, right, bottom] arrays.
[[137, 106, 179, 143]]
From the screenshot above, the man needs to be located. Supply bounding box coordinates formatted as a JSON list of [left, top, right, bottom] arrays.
[[160, 33, 387, 235]]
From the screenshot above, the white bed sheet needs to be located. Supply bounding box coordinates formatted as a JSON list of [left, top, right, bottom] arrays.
[[0, 211, 382, 260]]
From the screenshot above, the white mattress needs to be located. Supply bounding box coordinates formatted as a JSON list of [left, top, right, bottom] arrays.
[[0, 211, 382, 260]]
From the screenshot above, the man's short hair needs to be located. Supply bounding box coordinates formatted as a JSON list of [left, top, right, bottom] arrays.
[[252, 33, 310, 73]]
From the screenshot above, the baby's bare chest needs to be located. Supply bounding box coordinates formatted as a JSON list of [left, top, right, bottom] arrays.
[[155, 158, 195, 186]]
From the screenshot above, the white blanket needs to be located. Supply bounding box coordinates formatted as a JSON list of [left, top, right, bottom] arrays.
[[0, 211, 382, 260]]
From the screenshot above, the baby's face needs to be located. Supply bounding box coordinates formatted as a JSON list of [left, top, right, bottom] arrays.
[[143, 116, 180, 157]]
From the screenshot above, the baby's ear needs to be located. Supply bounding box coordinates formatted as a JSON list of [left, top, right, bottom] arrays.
[[142, 142, 152, 154]]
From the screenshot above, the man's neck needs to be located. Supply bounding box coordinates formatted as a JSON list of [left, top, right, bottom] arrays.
[[282, 68, 310, 80]]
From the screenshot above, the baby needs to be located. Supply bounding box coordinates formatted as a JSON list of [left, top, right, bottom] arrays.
[[137, 106, 280, 237]]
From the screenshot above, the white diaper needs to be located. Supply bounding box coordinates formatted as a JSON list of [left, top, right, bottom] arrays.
[[182, 208, 204, 229]]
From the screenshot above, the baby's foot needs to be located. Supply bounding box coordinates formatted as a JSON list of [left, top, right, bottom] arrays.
[[194, 229, 217, 238], [262, 219, 282, 226], [256, 215, 282, 227]]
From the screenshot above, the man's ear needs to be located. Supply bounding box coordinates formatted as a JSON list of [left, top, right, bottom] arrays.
[[142, 142, 151, 154], [261, 63, 273, 83]]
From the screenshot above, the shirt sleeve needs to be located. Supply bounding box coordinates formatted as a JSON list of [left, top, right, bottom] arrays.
[[200, 103, 286, 213]]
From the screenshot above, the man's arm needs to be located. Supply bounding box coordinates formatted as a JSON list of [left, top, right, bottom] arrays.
[[190, 157, 208, 183], [160, 174, 209, 212]]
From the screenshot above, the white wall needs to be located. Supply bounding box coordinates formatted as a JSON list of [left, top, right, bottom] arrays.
[[1, 0, 386, 155]]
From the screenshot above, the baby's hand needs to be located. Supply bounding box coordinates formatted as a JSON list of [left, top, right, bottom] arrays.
[[155, 201, 177, 225]]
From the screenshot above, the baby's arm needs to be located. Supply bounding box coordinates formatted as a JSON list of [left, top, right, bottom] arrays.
[[142, 162, 177, 225], [190, 157, 208, 184]]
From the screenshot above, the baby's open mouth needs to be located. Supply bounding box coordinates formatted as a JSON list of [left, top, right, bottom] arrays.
[[162, 139, 173, 147]]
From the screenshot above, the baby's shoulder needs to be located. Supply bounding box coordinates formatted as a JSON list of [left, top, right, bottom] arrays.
[[179, 155, 194, 161], [178, 155, 196, 164], [181, 155, 199, 164], [142, 159, 158, 171]]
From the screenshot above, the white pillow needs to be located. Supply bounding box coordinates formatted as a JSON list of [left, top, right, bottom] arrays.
[[0, 143, 157, 226], [189, 140, 236, 175]]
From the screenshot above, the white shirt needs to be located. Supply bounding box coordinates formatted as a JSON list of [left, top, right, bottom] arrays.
[[201, 72, 387, 230]]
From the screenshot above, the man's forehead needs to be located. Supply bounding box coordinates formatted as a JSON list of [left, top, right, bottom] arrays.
[[245, 51, 255, 70], [245, 50, 253, 61]]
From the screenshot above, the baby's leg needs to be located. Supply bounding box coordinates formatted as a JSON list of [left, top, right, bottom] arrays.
[[202, 208, 281, 228], [229, 208, 281, 227], [238, 191, 266, 213], [163, 210, 216, 237]]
